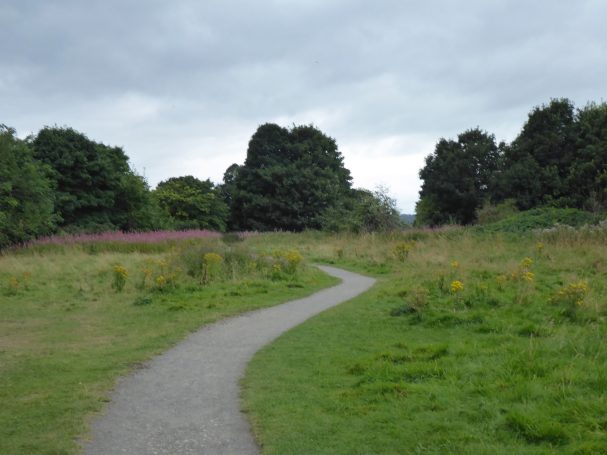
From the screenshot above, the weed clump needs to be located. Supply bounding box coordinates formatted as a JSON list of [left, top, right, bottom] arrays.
[[112, 265, 128, 292], [393, 242, 414, 261], [551, 281, 589, 319]]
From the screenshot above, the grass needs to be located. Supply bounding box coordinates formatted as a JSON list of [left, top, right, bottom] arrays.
[[477, 207, 603, 233], [0, 237, 337, 455], [242, 228, 607, 454]]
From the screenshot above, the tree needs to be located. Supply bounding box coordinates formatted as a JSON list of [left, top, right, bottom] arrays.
[[154, 176, 228, 231], [217, 163, 242, 230], [417, 128, 499, 225], [113, 172, 170, 231], [0, 125, 55, 248], [494, 98, 576, 209], [318, 186, 402, 233], [566, 102, 607, 211], [31, 126, 155, 231], [230, 123, 352, 231], [349, 187, 402, 233]]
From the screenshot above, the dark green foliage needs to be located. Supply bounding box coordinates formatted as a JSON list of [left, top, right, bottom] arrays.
[[567, 102, 607, 211], [218, 163, 241, 208], [418, 99, 607, 226], [229, 123, 352, 231], [0, 125, 55, 249], [112, 173, 170, 231], [417, 128, 499, 225], [218, 163, 242, 230], [31, 126, 153, 232], [494, 98, 577, 209], [154, 176, 228, 231]]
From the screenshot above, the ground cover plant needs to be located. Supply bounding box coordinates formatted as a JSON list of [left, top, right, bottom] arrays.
[[0, 234, 336, 455], [243, 226, 607, 454]]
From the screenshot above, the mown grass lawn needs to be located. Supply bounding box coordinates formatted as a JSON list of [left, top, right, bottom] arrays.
[[0, 238, 337, 455], [243, 228, 607, 454]]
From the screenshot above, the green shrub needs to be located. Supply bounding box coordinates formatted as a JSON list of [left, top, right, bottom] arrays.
[[476, 199, 519, 225], [479, 207, 598, 233]]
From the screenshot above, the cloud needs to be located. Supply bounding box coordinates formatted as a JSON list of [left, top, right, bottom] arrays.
[[1, 0, 606, 213]]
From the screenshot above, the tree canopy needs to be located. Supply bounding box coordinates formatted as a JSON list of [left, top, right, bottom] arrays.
[[31, 126, 153, 231], [0, 125, 55, 248], [493, 98, 577, 209], [229, 123, 352, 231], [417, 99, 607, 225], [154, 176, 228, 231], [417, 128, 499, 225]]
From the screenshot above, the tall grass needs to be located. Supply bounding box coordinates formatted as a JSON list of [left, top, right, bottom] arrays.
[[0, 235, 333, 455], [243, 228, 607, 454]]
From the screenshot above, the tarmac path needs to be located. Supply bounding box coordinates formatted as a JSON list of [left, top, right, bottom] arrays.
[[83, 265, 375, 455]]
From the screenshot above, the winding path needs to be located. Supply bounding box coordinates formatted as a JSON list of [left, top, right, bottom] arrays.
[[83, 266, 375, 455]]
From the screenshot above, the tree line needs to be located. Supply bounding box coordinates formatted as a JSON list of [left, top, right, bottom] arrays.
[[417, 98, 607, 225], [4, 97, 603, 249], [0, 122, 401, 249]]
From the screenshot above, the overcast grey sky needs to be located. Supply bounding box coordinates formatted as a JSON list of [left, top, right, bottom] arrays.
[[2, 0, 606, 212]]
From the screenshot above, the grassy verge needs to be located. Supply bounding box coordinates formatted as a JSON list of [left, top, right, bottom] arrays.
[[243, 229, 607, 454], [0, 238, 337, 455]]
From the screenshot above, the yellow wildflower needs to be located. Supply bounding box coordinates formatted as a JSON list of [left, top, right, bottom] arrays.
[[520, 257, 533, 269], [522, 271, 534, 282], [450, 280, 464, 294]]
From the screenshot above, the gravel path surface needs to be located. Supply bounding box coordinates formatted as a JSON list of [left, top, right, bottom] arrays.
[[83, 265, 375, 455]]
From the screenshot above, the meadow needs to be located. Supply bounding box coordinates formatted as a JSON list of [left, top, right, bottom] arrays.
[[2, 223, 606, 454], [243, 225, 607, 454], [0, 232, 336, 455]]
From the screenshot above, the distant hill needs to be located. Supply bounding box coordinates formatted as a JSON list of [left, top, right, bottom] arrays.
[[400, 214, 416, 225]]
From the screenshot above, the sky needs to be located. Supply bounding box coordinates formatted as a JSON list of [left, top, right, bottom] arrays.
[[1, 0, 606, 213]]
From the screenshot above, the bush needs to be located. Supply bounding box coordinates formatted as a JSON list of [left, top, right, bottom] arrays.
[[476, 199, 519, 225], [479, 207, 599, 233], [0, 125, 55, 249]]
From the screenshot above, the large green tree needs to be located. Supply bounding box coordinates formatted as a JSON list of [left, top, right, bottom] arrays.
[[417, 128, 499, 225], [348, 187, 402, 233], [0, 125, 55, 248], [566, 102, 607, 211], [230, 123, 352, 231], [154, 176, 228, 231], [31, 126, 153, 231], [493, 98, 576, 209], [319, 187, 402, 233]]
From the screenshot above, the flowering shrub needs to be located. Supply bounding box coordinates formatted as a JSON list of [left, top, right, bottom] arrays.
[[155, 275, 167, 289], [393, 242, 414, 262], [28, 229, 221, 246], [522, 271, 534, 282], [202, 252, 223, 284], [507, 257, 536, 284], [520, 257, 533, 269], [450, 280, 464, 294], [551, 281, 589, 318], [6, 276, 20, 296], [284, 250, 303, 274], [137, 258, 181, 291], [271, 263, 283, 280], [112, 265, 128, 292]]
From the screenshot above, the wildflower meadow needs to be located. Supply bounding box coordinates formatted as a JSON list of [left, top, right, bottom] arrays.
[[1, 222, 606, 454]]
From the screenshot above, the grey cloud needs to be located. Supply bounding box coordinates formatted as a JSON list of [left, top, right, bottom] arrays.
[[1, 0, 606, 211]]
